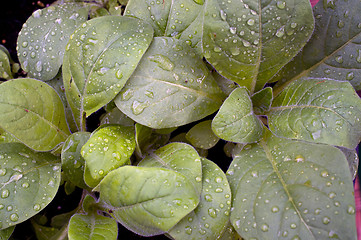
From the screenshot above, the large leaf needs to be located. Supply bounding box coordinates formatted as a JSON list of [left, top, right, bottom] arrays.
[[17, 3, 89, 81], [63, 16, 154, 128], [212, 87, 264, 143], [202, 0, 314, 92], [272, 0, 361, 91], [227, 130, 356, 239], [0, 143, 61, 229], [99, 166, 200, 236], [0, 78, 71, 151], [114, 37, 225, 129], [168, 158, 231, 240], [267, 78, 361, 149]]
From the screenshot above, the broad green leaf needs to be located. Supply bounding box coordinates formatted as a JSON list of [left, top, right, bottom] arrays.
[[63, 16, 154, 128], [168, 158, 231, 240], [267, 78, 361, 149], [139, 142, 202, 195], [0, 143, 61, 229], [0, 49, 12, 80], [203, 0, 314, 92], [0, 226, 14, 240], [251, 87, 273, 115], [68, 213, 118, 240], [186, 120, 219, 149], [100, 107, 134, 126], [114, 37, 225, 129], [99, 166, 200, 236], [212, 87, 264, 143], [0, 78, 71, 151], [135, 123, 153, 158], [337, 147, 359, 180], [227, 130, 356, 239], [17, 3, 89, 81], [272, 0, 361, 92], [81, 125, 135, 187], [61, 132, 91, 189]]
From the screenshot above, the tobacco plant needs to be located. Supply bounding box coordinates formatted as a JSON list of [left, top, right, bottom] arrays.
[[0, 0, 360, 239]]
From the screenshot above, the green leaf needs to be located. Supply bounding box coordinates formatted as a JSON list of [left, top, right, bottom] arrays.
[[99, 166, 200, 236], [0, 226, 14, 240], [212, 87, 264, 143], [186, 120, 219, 149], [114, 37, 225, 129], [17, 3, 89, 81], [203, 0, 314, 92], [227, 130, 356, 239], [0, 129, 18, 144], [0, 78, 71, 151], [68, 213, 118, 240], [139, 142, 202, 195], [0, 143, 61, 229], [63, 16, 154, 128], [251, 87, 273, 115], [212, 71, 238, 96], [337, 147, 359, 181], [168, 158, 231, 240], [272, 0, 361, 91], [81, 125, 135, 187], [267, 78, 361, 149], [100, 107, 134, 126], [0, 49, 12, 80], [217, 223, 240, 240], [32, 220, 59, 240], [135, 123, 153, 158], [61, 132, 91, 189]]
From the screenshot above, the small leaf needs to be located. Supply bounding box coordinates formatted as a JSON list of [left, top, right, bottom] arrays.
[[135, 123, 153, 158], [186, 120, 219, 149], [227, 130, 356, 239], [337, 147, 359, 180], [0, 226, 14, 240], [63, 16, 154, 127], [251, 87, 273, 115], [0, 78, 71, 151], [0, 49, 12, 80], [100, 107, 134, 126], [267, 78, 361, 149], [212, 87, 264, 143], [114, 37, 225, 129], [99, 166, 200, 236], [168, 158, 231, 240], [0, 143, 61, 229], [17, 3, 89, 80], [32, 220, 59, 240], [81, 125, 135, 187]]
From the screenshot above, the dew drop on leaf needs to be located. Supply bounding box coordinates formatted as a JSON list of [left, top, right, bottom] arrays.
[[9, 213, 19, 222], [276, 1, 286, 9], [247, 19, 255, 26]]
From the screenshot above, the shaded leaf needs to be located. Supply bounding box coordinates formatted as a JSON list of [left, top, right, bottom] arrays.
[[186, 120, 219, 149], [32, 220, 59, 240], [0, 226, 14, 240], [0, 49, 12, 80], [337, 146, 359, 180], [251, 87, 273, 115], [135, 123, 153, 158], [100, 107, 134, 126]]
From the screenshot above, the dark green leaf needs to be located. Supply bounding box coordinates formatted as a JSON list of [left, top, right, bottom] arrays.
[[0, 226, 14, 240], [186, 120, 219, 149], [251, 87, 273, 115], [337, 147, 359, 180]]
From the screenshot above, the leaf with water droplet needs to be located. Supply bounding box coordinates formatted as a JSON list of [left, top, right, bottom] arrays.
[[272, 0, 361, 91], [228, 130, 356, 239], [100, 107, 135, 126], [81, 124, 135, 188], [0, 143, 61, 229], [186, 120, 219, 149], [114, 37, 225, 129], [134, 123, 152, 158], [0, 78, 71, 151], [267, 78, 361, 149], [212, 87, 264, 143], [63, 16, 154, 129], [99, 166, 199, 236], [0, 47, 13, 80], [169, 158, 231, 240], [17, 3, 88, 81], [203, 0, 314, 93], [251, 87, 273, 115]]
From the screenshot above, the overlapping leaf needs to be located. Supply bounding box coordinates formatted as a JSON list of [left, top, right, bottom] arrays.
[[186, 120, 219, 149], [251, 87, 273, 115], [0, 47, 12, 80]]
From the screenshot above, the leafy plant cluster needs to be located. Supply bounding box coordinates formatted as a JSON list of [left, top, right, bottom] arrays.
[[0, 0, 360, 239]]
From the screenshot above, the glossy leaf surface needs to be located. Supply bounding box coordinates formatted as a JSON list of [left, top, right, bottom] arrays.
[[0, 48, 12, 80], [186, 120, 219, 149]]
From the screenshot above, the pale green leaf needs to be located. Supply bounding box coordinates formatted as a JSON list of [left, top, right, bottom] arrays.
[[0, 78, 71, 151], [114, 37, 225, 129], [227, 130, 356, 239], [0, 129, 18, 144], [0, 49, 12, 80], [63, 16, 154, 128], [212, 87, 264, 143], [168, 158, 231, 240], [203, 0, 314, 92], [251, 87, 273, 115], [99, 166, 200, 236], [17, 3, 89, 81], [0, 226, 14, 240], [0, 143, 61, 229], [267, 78, 361, 149], [337, 147, 359, 181], [186, 120, 219, 149]]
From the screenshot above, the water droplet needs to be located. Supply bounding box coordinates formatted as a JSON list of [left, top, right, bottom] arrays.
[[290, 223, 297, 229], [220, 10, 227, 21], [328, 192, 336, 199], [204, 194, 213, 202], [215, 188, 223, 193], [35, 61, 42, 72], [322, 216, 330, 224], [32, 9, 42, 18], [275, 26, 285, 38], [320, 170, 329, 177], [229, 27, 237, 34], [215, 177, 223, 183], [356, 49, 361, 63], [115, 70, 123, 79], [247, 19, 255, 26], [148, 54, 174, 71], [276, 1, 286, 9], [22, 182, 29, 188], [120, 89, 133, 101], [291, 22, 297, 28], [10, 213, 19, 222], [230, 47, 240, 56], [346, 72, 354, 80], [242, 40, 251, 47], [260, 223, 269, 232], [193, 0, 204, 5], [132, 100, 148, 115], [271, 206, 279, 213], [295, 155, 304, 162], [214, 46, 222, 52], [195, 176, 201, 182], [324, 68, 331, 74], [0, 169, 6, 176], [335, 55, 343, 63], [208, 208, 217, 218], [337, 20, 345, 28], [30, 52, 36, 58], [347, 205, 355, 214], [33, 204, 41, 211], [98, 170, 104, 175], [1, 190, 9, 198], [185, 226, 192, 235]]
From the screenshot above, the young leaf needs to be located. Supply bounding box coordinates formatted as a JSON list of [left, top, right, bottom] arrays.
[[0, 226, 14, 240], [168, 158, 231, 240], [0, 48, 12, 80], [186, 120, 219, 149], [203, 0, 314, 92], [267, 78, 361, 149], [227, 130, 356, 239], [63, 16, 154, 128], [0, 78, 71, 151], [0, 143, 61, 229], [272, 0, 361, 91], [251, 87, 273, 115], [99, 166, 200, 236], [114, 37, 225, 129], [61, 132, 91, 189], [139, 142, 202, 195], [17, 3, 89, 81], [212, 87, 264, 143], [81, 124, 135, 187]]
